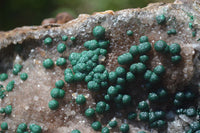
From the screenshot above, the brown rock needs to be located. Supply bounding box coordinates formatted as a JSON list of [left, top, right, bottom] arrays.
[[41, 18, 56, 25], [55, 12, 74, 24]]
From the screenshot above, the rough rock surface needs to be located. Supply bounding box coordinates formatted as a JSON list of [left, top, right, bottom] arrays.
[[0, 0, 200, 133]]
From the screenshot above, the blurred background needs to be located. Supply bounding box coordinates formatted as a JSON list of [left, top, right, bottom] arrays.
[[0, 0, 174, 31]]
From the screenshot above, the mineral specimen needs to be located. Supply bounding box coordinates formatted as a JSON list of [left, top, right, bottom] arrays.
[[0, 0, 200, 133]]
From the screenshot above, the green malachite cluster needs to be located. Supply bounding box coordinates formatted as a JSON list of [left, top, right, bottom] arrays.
[[187, 122, 200, 133], [154, 40, 182, 63], [20, 73, 28, 81], [29, 124, 42, 133], [6, 80, 15, 92], [167, 29, 177, 35], [1, 122, 8, 131], [13, 64, 23, 75], [0, 15, 196, 132], [0, 73, 8, 81], [0, 85, 5, 99], [44, 37, 52, 45], [16, 123, 28, 133], [0, 105, 12, 115], [61, 27, 180, 132], [43, 58, 54, 69], [156, 14, 166, 25]]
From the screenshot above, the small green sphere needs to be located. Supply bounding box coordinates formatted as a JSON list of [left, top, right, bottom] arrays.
[[156, 14, 166, 24], [56, 57, 66, 66], [100, 49, 107, 56], [85, 108, 95, 117], [1, 122, 8, 130], [93, 64, 105, 73], [93, 26, 105, 39], [114, 94, 123, 103], [139, 36, 149, 43], [176, 108, 184, 114], [117, 77, 126, 86], [138, 42, 152, 54], [138, 131, 146, 133], [167, 29, 177, 35], [157, 88, 168, 98], [138, 101, 149, 111], [76, 94, 86, 105], [192, 31, 196, 37], [109, 120, 117, 128], [155, 111, 165, 119], [137, 63, 146, 74], [189, 23, 193, 29], [16, 128, 24, 133], [71, 129, 81, 133], [120, 123, 129, 133], [144, 70, 152, 81], [70, 36, 76, 41], [20, 73, 28, 81], [129, 64, 137, 74], [148, 93, 159, 102], [84, 40, 99, 50], [91, 121, 102, 131], [0, 108, 5, 113], [153, 65, 165, 76], [175, 92, 185, 101], [99, 40, 109, 49], [139, 55, 149, 63], [129, 45, 139, 56], [127, 30, 133, 36], [5, 105, 12, 115], [17, 123, 27, 131], [48, 99, 59, 110], [0, 73, 8, 81], [104, 94, 111, 101], [128, 112, 137, 120], [62, 35, 68, 41], [171, 55, 181, 63], [169, 43, 181, 55], [109, 71, 117, 83], [139, 112, 149, 121], [87, 81, 100, 92], [118, 53, 134, 65], [157, 120, 166, 128], [149, 112, 157, 123], [55, 80, 65, 89], [126, 72, 136, 82], [50, 88, 60, 98], [122, 95, 131, 105], [57, 43, 66, 53], [43, 58, 54, 69], [173, 99, 182, 106], [190, 122, 200, 132], [44, 37, 52, 45], [185, 91, 195, 100], [115, 67, 126, 77], [64, 73, 74, 83], [29, 124, 42, 133], [101, 127, 110, 133], [107, 86, 118, 97], [96, 101, 107, 114], [149, 72, 160, 84], [58, 89, 65, 98], [6, 80, 15, 92], [154, 40, 167, 52], [186, 107, 196, 117], [13, 64, 23, 75]]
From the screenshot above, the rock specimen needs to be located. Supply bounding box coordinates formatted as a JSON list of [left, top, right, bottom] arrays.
[[0, 0, 200, 133]]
